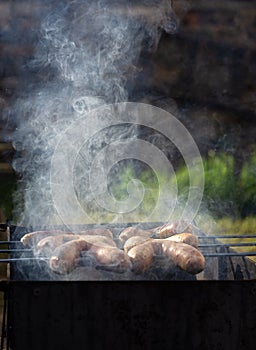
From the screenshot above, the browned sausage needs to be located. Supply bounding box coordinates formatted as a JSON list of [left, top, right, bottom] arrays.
[[50, 239, 89, 274], [151, 221, 193, 238], [124, 232, 198, 254], [161, 241, 205, 274], [36, 234, 116, 257], [118, 226, 152, 244], [21, 227, 114, 248], [49, 238, 130, 274], [127, 241, 155, 273], [123, 235, 152, 253], [127, 239, 205, 275], [89, 245, 131, 271], [166, 233, 198, 248], [36, 234, 80, 257], [77, 228, 114, 239], [21, 230, 73, 248]]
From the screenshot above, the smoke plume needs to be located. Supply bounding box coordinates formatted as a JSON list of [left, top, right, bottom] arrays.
[[8, 0, 177, 228]]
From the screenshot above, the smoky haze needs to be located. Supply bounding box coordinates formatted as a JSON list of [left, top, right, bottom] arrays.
[[7, 0, 177, 228]]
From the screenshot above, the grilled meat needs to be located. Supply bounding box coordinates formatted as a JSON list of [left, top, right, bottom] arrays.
[[49, 237, 130, 274], [127, 239, 205, 274]]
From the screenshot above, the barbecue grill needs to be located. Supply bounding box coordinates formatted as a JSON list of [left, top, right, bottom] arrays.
[[0, 222, 256, 350], [1, 223, 256, 281]]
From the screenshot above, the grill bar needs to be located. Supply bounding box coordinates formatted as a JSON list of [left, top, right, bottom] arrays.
[[203, 252, 256, 257], [0, 241, 21, 245], [0, 254, 255, 262], [0, 258, 48, 263], [3, 236, 256, 241], [198, 234, 256, 239], [0, 249, 32, 253], [199, 243, 256, 247], [2, 245, 256, 250]]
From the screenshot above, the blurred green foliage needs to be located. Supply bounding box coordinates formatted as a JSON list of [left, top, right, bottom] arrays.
[[107, 150, 256, 220], [1, 150, 256, 225], [239, 152, 256, 217], [172, 152, 237, 218], [216, 216, 256, 234]]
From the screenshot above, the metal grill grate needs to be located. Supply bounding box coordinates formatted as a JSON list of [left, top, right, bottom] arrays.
[[1, 223, 256, 281]]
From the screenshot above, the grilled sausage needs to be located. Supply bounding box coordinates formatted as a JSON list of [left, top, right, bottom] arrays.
[[77, 228, 114, 239], [49, 238, 130, 274], [89, 245, 131, 271], [151, 221, 193, 238], [166, 233, 198, 248], [161, 241, 205, 274], [21, 228, 113, 248], [118, 226, 152, 244], [21, 230, 73, 248], [127, 239, 205, 275], [36, 234, 116, 257], [36, 234, 80, 257], [50, 239, 89, 274], [124, 232, 198, 253], [123, 235, 152, 253], [127, 241, 155, 273]]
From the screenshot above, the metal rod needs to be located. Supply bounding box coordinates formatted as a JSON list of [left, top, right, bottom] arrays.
[[0, 249, 32, 253], [198, 234, 256, 239], [1, 235, 256, 244], [199, 243, 256, 247], [0, 241, 21, 245], [0, 258, 48, 262], [203, 252, 256, 257]]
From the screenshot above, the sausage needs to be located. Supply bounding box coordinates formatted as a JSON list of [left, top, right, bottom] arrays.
[[50, 239, 89, 274], [123, 235, 152, 253], [77, 228, 114, 239], [21, 230, 73, 248], [36, 234, 80, 257], [36, 234, 116, 257], [89, 245, 131, 271], [166, 233, 198, 248], [49, 238, 130, 274], [127, 241, 155, 273], [21, 228, 113, 248], [151, 221, 193, 238], [118, 226, 152, 244], [161, 241, 205, 274], [127, 239, 205, 275], [124, 232, 198, 254]]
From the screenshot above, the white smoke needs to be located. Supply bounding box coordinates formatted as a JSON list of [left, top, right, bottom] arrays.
[[8, 0, 178, 228]]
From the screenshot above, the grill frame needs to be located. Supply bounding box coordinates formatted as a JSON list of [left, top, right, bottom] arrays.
[[0, 223, 256, 350], [3, 280, 256, 350]]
